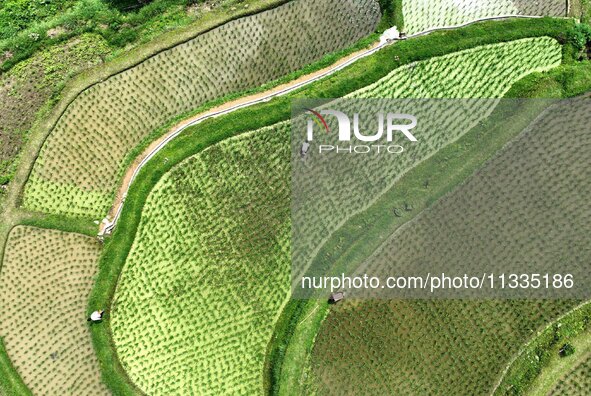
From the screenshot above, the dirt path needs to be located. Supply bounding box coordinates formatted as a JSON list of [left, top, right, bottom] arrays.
[[98, 39, 385, 235], [98, 15, 549, 236]]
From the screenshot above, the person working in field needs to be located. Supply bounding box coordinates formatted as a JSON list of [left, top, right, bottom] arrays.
[[88, 310, 105, 323]]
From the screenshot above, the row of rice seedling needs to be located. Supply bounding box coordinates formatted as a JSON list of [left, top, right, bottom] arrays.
[[310, 98, 591, 394], [403, 0, 567, 34], [312, 300, 578, 395], [0, 226, 106, 396], [549, 355, 591, 395], [293, 37, 561, 284], [111, 127, 291, 395], [110, 38, 562, 395], [23, 0, 381, 219]]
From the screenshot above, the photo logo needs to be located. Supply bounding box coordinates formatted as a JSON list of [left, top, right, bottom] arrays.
[[304, 108, 418, 154]]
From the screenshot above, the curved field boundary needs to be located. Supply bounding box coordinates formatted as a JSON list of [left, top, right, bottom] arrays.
[[22, 0, 382, 218], [1, 0, 292, 216], [97, 40, 384, 236], [492, 301, 591, 395], [272, 66, 591, 395], [87, 18, 576, 395], [98, 14, 554, 237]]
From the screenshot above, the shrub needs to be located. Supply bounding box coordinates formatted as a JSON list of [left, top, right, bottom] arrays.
[[560, 343, 576, 357]]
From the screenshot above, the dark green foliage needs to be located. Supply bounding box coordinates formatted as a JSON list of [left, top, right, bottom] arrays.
[[376, 0, 404, 31], [568, 23, 591, 50], [560, 343, 576, 357], [0, 0, 213, 71]]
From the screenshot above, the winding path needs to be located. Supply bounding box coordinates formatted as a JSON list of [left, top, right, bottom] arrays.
[[98, 14, 548, 236]]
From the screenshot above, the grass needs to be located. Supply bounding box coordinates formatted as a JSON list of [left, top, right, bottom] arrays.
[[85, 18, 578, 395], [497, 304, 591, 395], [0, 330, 30, 396], [0, 0, 295, 218], [1, 0, 310, 212]]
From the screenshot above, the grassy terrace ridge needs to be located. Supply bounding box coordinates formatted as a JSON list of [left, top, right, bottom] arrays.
[[85, 17, 576, 395], [271, 64, 591, 395], [0, 2, 393, 393], [495, 303, 591, 395], [22, 0, 382, 218]]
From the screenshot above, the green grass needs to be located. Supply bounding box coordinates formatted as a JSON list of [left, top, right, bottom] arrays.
[[0, 0, 290, 72], [497, 304, 591, 395], [0, 329, 31, 396], [85, 18, 578, 395]]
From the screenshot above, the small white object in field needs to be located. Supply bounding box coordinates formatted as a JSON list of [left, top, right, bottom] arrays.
[[380, 26, 400, 44], [90, 311, 103, 322]]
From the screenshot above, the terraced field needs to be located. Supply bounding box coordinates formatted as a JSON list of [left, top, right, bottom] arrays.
[[310, 99, 591, 394], [111, 128, 291, 395], [23, 0, 380, 219], [110, 37, 562, 395], [402, 0, 567, 34], [293, 37, 561, 286], [0, 226, 106, 395], [550, 355, 591, 395]]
